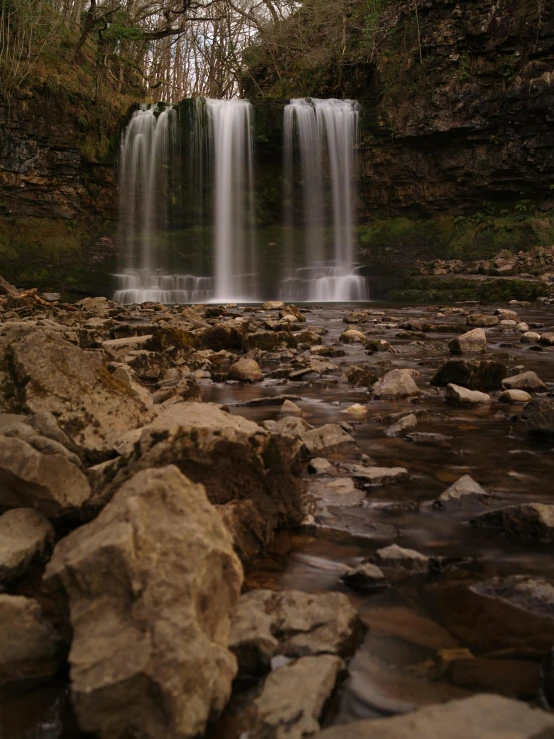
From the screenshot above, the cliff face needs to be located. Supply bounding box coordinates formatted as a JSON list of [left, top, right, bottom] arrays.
[[0, 91, 117, 221], [359, 0, 554, 215]]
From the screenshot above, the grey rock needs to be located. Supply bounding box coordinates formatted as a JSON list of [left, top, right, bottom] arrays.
[[445, 383, 491, 406], [501, 371, 547, 393], [0, 508, 54, 584], [372, 369, 420, 399], [433, 475, 490, 510], [370, 544, 430, 573], [449, 328, 487, 354]]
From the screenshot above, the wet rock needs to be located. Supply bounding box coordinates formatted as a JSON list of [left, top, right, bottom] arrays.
[[0, 595, 61, 684], [344, 311, 369, 324], [228, 357, 263, 382], [0, 509, 54, 585], [301, 423, 356, 456], [200, 323, 243, 351], [340, 329, 366, 344], [351, 465, 409, 488], [295, 330, 322, 346], [311, 345, 346, 358], [0, 436, 92, 518], [433, 475, 491, 510], [251, 655, 344, 739], [431, 358, 507, 390], [466, 313, 499, 327], [281, 305, 306, 323], [308, 457, 334, 475], [239, 394, 302, 408], [369, 544, 430, 573], [44, 466, 243, 739], [318, 694, 554, 739], [3, 328, 154, 461], [501, 371, 547, 393], [470, 503, 554, 543], [273, 415, 313, 436], [343, 403, 368, 417], [495, 309, 520, 321], [445, 383, 491, 406], [385, 413, 417, 437], [279, 399, 303, 416], [105, 403, 303, 561], [341, 562, 388, 592], [229, 589, 363, 676], [448, 328, 487, 354], [366, 339, 393, 353], [372, 369, 420, 399], [522, 398, 554, 439], [345, 365, 378, 388], [448, 655, 539, 699], [539, 332, 554, 346], [499, 389, 532, 403], [521, 331, 541, 344], [263, 301, 285, 310]]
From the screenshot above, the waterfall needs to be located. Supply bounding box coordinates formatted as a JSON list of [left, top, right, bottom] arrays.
[[280, 98, 368, 302], [205, 99, 257, 302], [114, 104, 215, 305]]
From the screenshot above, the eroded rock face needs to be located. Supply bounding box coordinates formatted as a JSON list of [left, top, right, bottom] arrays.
[[318, 694, 554, 739], [0, 435, 92, 518], [44, 466, 243, 739], [0, 508, 54, 584], [100, 403, 303, 561], [2, 328, 154, 461]]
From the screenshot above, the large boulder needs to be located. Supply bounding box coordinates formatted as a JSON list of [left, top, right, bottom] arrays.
[[448, 328, 487, 354], [0, 595, 61, 684], [521, 398, 554, 439], [0, 508, 54, 584], [99, 403, 303, 561], [0, 435, 92, 518], [44, 466, 243, 739], [2, 328, 154, 461], [470, 503, 554, 543], [372, 369, 420, 399], [430, 359, 507, 390], [318, 694, 554, 739]]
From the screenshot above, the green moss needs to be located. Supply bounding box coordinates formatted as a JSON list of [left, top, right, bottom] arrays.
[[386, 277, 545, 303]]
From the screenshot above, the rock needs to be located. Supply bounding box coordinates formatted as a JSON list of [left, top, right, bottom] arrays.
[[0, 509, 54, 584], [351, 466, 409, 487], [3, 328, 154, 461], [385, 413, 417, 437], [243, 330, 297, 351], [366, 339, 393, 353], [340, 329, 366, 344], [251, 655, 344, 739], [343, 403, 368, 417], [318, 694, 554, 739], [445, 383, 491, 406], [229, 589, 362, 676], [372, 369, 420, 399], [501, 371, 547, 393], [539, 332, 554, 346], [344, 311, 369, 324], [44, 466, 243, 739], [345, 365, 378, 387], [279, 399, 303, 416], [370, 544, 430, 573], [263, 301, 285, 310], [449, 328, 487, 354], [521, 331, 541, 344], [308, 458, 334, 475], [466, 313, 499, 327], [105, 403, 303, 561], [499, 389, 532, 403], [281, 305, 306, 323], [0, 435, 92, 518], [433, 475, 490, 510], [495, 309, 519, 321], [228, 357, 263, 382], [516, 321, 530, 332], [301, 423, 356, 456], [341, 563, 388, 592], [430, 359, 507, 390], [200, 323, 243, 351], [522, 398, 554, 439], [470, 503, 554, 543], [0, 595, 61, 684]]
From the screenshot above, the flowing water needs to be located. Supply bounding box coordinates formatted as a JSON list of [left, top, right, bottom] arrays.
[[280, 98, 368, 302]]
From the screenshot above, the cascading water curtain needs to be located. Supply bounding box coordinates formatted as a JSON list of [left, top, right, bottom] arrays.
[[280, 98, 369, 302], [205, 99, 257, 303], [114, 104, 213, 304]]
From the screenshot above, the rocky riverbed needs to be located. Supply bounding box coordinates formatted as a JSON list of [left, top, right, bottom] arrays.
[[1, 280, 554, 739]]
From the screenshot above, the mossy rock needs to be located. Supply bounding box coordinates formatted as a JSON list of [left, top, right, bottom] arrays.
[[145, 327, 200, 352]]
